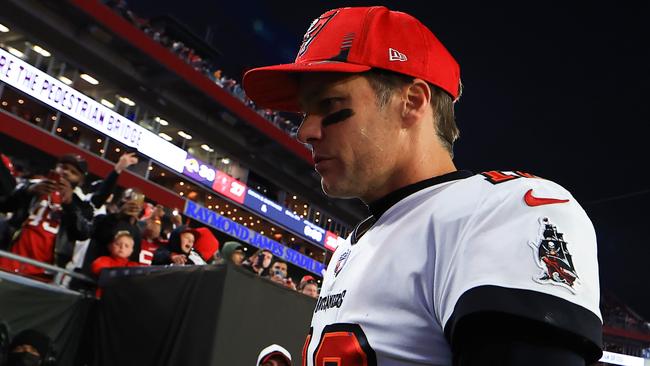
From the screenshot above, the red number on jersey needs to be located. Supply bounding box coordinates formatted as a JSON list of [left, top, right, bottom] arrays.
[[303, 324, 377, 366]]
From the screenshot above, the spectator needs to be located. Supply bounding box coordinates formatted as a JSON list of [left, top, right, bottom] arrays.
[[242, 249, 273, 276], [192, 227, 219, 264], [268, 259, 296, 290], [91, 230, 140, 277], [256, 344, 292, 366], [298, 276, 319, 299], [138, 215, 164, 266], [152, 226, 205, 265], [0, 321, 9, 366], [65, 152, 138, 281], [76, 188, 144, 285], [217, 241, 245, 265], [6, 329, 54, 366], [0, 154, 91, 279]]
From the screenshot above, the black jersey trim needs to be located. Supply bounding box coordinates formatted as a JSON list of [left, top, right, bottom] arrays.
[[368, 170, 474, 220], [351, 170, 474, 244], [444, 285, 603, 364]]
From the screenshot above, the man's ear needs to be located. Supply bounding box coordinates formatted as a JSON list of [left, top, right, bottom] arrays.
[[401, 79, 431, 126]]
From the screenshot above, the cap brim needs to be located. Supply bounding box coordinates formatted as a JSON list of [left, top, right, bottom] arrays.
[[243, 61, 371, 112]]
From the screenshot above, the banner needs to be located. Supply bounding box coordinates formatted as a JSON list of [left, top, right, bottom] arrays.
[[184, 200, 326, 275], [0, 48, 187, 172]]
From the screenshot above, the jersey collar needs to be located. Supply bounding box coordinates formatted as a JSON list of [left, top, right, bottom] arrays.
[[352, 170, 474, 244]]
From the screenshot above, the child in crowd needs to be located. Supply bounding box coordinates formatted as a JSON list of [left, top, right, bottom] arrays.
[[91, 230, 140, 277], [152, 226, 205, 265]]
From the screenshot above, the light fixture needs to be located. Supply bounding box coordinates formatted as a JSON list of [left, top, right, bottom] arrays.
[[154, 117, 169, 126], [0, 24, 9, 33], [292, 195, 297, 199], [118, 96, 135, 106], [31, 45, 51, 57], [160, 172, 166, 176], [115, 147, 120, 152], [100, 99, 114, 108], [158, 132, 173, 141], [58, 76, 73, 85], [7, 47, 23, 58], [221, 157, 230, 164], [327, 218, 332, 222], [17, 99, 24, 104], [99, 149, 105, 154], [201, 144, 214, 152], [1, 101, 7, 106], [56, 128, 62, 133], [72, 126, 78, 131], [177, 130, 192, 140], [80, 73, 99, 85], [96, 138, 102, 143], [179, 182, 184, 186], [179, 192, 184, 196], [148, 166, 153, 171]]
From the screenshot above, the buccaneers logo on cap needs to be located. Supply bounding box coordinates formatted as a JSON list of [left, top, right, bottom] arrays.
[[297, 10, 338, 58], [529, 217, 580, 293]]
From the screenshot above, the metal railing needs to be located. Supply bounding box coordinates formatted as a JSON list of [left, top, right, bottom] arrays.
[[0, 249, 96, 284]]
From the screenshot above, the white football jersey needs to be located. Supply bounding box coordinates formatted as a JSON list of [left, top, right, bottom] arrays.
[[302, 170, 602, 366]]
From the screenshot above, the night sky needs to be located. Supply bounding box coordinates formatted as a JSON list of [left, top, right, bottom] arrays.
[[127, 1, 650, 316]]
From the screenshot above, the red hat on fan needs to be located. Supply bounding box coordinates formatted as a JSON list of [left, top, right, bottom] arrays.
[[192, 227, 220, 261], [243, 6, 460, 113]]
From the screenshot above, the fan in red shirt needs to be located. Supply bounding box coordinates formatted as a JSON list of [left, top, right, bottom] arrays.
[[91, 230, 140, 277]]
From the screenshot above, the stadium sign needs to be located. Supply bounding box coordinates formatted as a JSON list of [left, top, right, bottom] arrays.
[[184, 199, 326, 276], [0, 48, 187, 172]]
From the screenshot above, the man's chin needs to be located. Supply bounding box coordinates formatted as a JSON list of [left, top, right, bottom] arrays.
[[321, 179, 357, 199]]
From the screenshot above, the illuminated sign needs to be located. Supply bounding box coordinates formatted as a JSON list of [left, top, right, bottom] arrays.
[[212, 170, 246, 204], [244, 188, 329, 248], [179, 159, 340, 250], [184, 200, 325, 276], [0, 48, 187, 172], [599, 351, 645, 366], [183, 155, 216, 185]]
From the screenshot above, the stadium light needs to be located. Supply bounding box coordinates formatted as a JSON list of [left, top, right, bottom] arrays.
[[118, 96, 135, 106], [158, 132, 173, 141], [154, 116, 169, 126], [6, 47, 24, 58], [177, 131, 192, 140], [58, 75, 73, 85], [100, 99, 115, 108], [80, 73, 99, 85], [201, 144, 214, 152], [32, 45, 51, 57], [0, 24, 9, 33], [221, 158, 230, 165]]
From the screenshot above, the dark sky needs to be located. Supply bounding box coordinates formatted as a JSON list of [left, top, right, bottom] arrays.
[[127, 1, 650, 315]]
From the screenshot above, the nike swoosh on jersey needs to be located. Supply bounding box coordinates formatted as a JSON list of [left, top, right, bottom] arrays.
[[524, 189, 570, 206]]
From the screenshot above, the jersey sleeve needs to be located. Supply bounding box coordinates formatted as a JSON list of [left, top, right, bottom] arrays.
[[435, 177, 602, 360]]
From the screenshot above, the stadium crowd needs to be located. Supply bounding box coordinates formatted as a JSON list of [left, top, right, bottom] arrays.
[[104, 0, 300, 136], [0, 151, 320, 300]]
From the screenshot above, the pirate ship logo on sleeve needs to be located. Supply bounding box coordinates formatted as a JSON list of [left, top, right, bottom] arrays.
[[529, 217, 580, 293]]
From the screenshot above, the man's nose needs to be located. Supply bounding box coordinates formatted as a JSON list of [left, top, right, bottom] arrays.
[[296, 114, 322, 144]]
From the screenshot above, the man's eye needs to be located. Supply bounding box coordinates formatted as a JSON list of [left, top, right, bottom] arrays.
[[320, 97, 343, 112]]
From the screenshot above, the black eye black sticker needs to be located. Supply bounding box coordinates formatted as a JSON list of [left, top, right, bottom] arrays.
[[322, 108, 354, 126]]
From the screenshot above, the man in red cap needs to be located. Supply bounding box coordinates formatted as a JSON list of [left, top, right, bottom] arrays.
[[244, 6, 602, 366]]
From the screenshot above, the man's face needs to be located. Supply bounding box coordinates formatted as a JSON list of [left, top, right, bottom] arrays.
[[297, 73, 402, 202], [180, 232, 195, 253], [109, 235, 134, 259], [271, 262, 288, 278], [145, 219, 161, 240], [231, 250, 244, 265], [301, 283, 319, 298], [55, 162, 83, 186]]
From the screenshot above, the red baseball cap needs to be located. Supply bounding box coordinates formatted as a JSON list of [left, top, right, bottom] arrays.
[[243, 6, 460, 113]]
